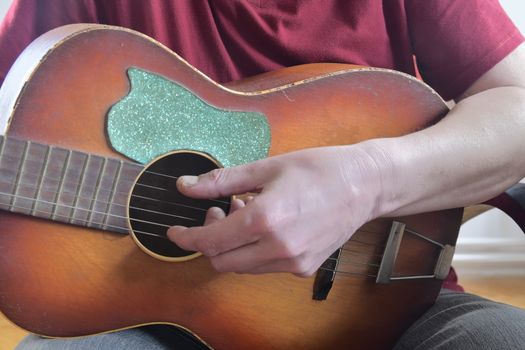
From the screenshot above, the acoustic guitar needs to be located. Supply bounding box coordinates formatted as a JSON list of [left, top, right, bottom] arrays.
[[0, 24, 465, 349]]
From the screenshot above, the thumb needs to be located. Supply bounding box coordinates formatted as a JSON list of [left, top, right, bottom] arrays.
[[177, 161, 266, 199]]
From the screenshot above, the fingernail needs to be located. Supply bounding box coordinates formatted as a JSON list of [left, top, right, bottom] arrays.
[[180, 175, 198, 187]]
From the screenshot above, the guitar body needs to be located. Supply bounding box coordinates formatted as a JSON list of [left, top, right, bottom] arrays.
[[0, 24, 463, 349]]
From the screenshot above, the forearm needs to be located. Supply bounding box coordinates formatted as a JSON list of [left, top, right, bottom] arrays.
[[360, 86, 525, 217]]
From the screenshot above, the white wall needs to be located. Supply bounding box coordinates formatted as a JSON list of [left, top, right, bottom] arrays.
[[0, 0, 10, 20], [501, 0, 525, 33], [1, 0, 524, 276]]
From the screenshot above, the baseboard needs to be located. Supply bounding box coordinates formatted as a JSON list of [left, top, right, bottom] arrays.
[[453, 238, 525, 277]]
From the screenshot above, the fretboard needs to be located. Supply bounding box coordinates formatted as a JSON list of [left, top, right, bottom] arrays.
[[0, 135, 143, 234]]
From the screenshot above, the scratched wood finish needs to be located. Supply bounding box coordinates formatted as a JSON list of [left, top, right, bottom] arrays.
[[0, 24, 463, 349]]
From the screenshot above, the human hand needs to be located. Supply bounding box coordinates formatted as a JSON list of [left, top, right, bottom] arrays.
[[167, 145, 384, 276]]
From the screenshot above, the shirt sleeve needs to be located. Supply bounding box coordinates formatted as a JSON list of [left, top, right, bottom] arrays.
[[0, 0, 99, 86], [406, 0, 524, 101]]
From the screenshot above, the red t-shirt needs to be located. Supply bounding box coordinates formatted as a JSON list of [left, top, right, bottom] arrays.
[[0, 1, 523, 292], [0, 0, 523, 100]]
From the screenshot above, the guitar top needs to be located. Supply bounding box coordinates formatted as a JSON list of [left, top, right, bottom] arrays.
[[0, 24, 463, 349]]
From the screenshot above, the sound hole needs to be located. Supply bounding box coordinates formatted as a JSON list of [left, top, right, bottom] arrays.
[[129, 151, 231, 261]]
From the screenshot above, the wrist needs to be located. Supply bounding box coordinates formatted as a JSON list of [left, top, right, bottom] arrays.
[[350, 138, 403, 218]]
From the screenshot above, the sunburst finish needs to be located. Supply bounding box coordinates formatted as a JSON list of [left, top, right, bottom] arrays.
[[0, 24, 463, 349]]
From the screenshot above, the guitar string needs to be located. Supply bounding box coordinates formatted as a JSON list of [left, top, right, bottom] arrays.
[[0, 180, 389, 242], [1, 148, 391, 265], [131, 193, 208, 212], [0, 195, 199, 229], [334, 249, 383, 263], [325, 257, 381, 268], [327, 248, 382, 266], [0, 200, 382, 263], [0, 154, 230, 206], [318, 267, 377, 279], [0, 160, 390, 243], [0, 172, 230, 207], [0, 150, 434, 278], [0, 163, 390, 274], [0, 191, 198, 225], [0, 168, 237, 215], [0, 198, 385, 272], [0, 192, 388, 267], [0, 178, 228, 214], [0, 165, 229, 208], [337, 250, 383, 265], [0, 198, 142, 235], [1, 166, 390, 255], [0, 178, 216, 213], [344, 239, 386, 248], [134, 170, 229, 205], [342, 246, 384, 257], [0, 190, 388, 258], [0, 152, 427, 238], [0, 195, 203, 240]]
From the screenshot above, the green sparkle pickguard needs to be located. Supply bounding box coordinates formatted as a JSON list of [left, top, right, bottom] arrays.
[[107, 68, 270, 166]]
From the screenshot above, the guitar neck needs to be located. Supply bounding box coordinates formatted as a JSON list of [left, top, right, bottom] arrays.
[[0, 135, 142, 234]]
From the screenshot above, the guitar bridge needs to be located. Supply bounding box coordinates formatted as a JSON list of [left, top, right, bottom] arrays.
[[376, 221, 455, 284]]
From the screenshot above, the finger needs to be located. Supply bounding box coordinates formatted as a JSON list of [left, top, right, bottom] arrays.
[[225, 242, 323, 276], [230, 198, 245, 214], [208, 242, 271, 273], [177, 160, 270, 199], [204, 206, 226, 226], [167, 206, 260, 256], [235, 193, 257, 202], [211, 250, 317, 276], [208, 239, 320, 276], [248, 256, 319, 277]]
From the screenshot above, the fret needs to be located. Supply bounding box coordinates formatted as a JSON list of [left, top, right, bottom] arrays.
[[105, 161, 142, 233], [71, 154, 104, 227], [53, 150, 87, 224], [0, 135, 9, 210], [0, 135, 4, 158], [86, 156, 106, 227], [10, 140, 29, 211], [30, 144, 51, 217], [13, 141, 49, 216], [40, 147, 69, 220], [102, 159, 123, 231], [91, 158, 122, 230], [0, 138, 27, 212], [51, 148, 71, 221], [69, 153, 89, 225]]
